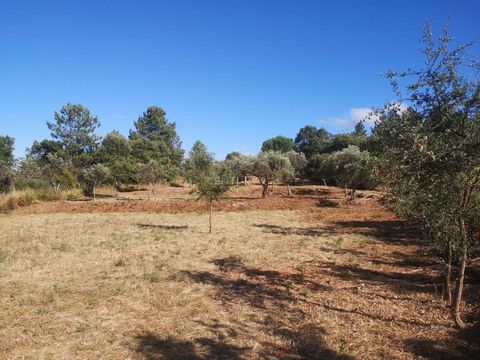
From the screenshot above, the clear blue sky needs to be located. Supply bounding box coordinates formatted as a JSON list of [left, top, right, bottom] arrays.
[[1, 0, 479, 159]]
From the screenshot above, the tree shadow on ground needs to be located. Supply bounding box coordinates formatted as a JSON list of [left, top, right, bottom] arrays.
[[254, 223, 335, 237], [322, 262, 440, 296], [135, 332, 250, 360], [137, 224, 188, 230], [294, 188, 330, 197], [331, 220, 423, 246], [177, 256, 351, 359], [181, 255, 327, 309], [404, 324, 480, 359]]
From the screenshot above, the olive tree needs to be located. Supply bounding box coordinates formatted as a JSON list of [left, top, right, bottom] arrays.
[[375, 24, 480, 328], [42, 153, 76, 192], [194, 170, 231, 234], [253, 151, 294, 198], [327, 145, 379, 198], [286, 150, 307, 186], [187, 142, 231, 233], [225, 152, 255, 186], [138, 159, 175, 198], [79, 164, 110, 200]]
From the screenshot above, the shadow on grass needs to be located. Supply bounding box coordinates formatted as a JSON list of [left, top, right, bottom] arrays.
[[137, 224, 188, 230], [323, 262, 440, 295], [177, 256, 351, 359], [135, 332, 249, 360], [404, 324, 480, 359], [254, 223, 335, 237], [332, 220, 423, 246]]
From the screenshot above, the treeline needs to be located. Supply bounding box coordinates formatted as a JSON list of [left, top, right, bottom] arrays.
[[0, 104, 380, 199]]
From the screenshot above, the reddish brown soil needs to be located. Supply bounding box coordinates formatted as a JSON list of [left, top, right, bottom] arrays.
[[13, 186, 382, 215]]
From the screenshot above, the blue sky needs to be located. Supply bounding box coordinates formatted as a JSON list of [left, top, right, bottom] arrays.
[[1, 0, 479, 159]]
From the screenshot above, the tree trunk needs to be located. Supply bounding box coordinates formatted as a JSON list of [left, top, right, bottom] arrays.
[[209, 200, 213, 234], [452, 217, 468, 328], [287, 183, 292, 197], [93, 184, 96, 201], [344, 184, 348, 197], [262, 179, 269, 198], [244, 176, 247, 186], [443, 238, 452, 304]]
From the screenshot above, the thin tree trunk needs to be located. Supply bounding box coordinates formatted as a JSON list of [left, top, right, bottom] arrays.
[[262, 179, 269, 198], [443, 238, 452, 304], [344, 184, 348, 197], [209, 200, 213, 234], [93, 184, 96, 201], [452, 217, 468, 328], [287, 183, 292, 197]]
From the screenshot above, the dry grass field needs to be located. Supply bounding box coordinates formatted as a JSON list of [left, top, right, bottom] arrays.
[[0, 185, 478, 359]]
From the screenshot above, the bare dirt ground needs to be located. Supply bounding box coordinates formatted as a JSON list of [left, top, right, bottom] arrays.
[[1, 185, 478, 359], [14, 184, 379, 215]]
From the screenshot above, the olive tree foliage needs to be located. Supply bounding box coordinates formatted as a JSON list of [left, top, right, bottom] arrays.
[[327, 145, 379, 197], [253, 151, 294, 198], [79, 164, 110, 200], [194, 168, 232, 234], [138, 159, 176, 197], [306, 146, 379, 191], [186, 142, 231, 233], [0, 135, 15, 193], [42, 153, 77, 192], [285, 151, 307, 183], [225, 152, 255, 186], [375, 24, 480, 328]]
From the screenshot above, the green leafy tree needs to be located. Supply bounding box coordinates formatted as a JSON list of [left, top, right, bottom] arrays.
[[138, 159, 175, 197], [186, 143, 231, 233], [295, 126, 331, 158], [129, 106, 184, 166], [47, 103, 101, 157], [98, 131, 139, 189], [79, 164, 110, 200], [325, 133, 366, 153], [184, 140, 214, 184], [253, 151, 294, 197], [42, 153, 75, 192], [353, 121, 367, 137], [327, 145, 379, 197], [0, 135, 15, 193], [375, 24, 480, 328], [194, 175, 231, 234], [261, 135, 296, 153], [285, 150, 307, 186], [28, 139, 64, 165], [225, 152, 255, 186], [0, 135, 15, 168]]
